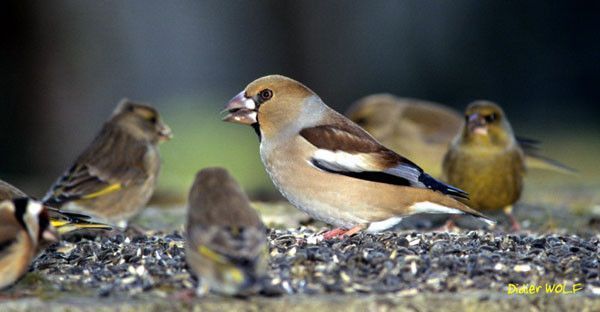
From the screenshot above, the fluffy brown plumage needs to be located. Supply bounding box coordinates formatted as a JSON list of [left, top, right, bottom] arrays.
[[0, 198, 56, 289], [43, 99, 172, 227], [443, 101, 525, 229], [185, 167, 268, 296], [223, 75, 494, 236]]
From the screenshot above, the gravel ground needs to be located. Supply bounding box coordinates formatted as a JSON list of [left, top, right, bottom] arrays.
[[27, 227, 599, 298]]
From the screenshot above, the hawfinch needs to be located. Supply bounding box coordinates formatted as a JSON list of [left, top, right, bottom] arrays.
[[223, 75, 494, 237]]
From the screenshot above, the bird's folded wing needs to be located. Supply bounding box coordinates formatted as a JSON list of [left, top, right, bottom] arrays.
[[43, 163, 145, 205], [300, 124, 468, 198], [188, 226, 266, 265], [46, 207, 112, 234]]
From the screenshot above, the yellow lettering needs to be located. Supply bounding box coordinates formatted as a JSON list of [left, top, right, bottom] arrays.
[[546, 284, 556, 293], [573, 283, 583, 293], [529, 285, 537, 293], [508, 284, 517, 294]]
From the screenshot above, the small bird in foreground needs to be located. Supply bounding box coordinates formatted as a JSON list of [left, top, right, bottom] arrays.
[[347, 94, 574, 177], [0, 179, 111, 235], [185, 167, 268, 296], [43, 99, 172, 228], [0, 198, 57, 290], [347, 94, 463, 178], [223, 75, 495, 238], [443, 101, 528, 230]]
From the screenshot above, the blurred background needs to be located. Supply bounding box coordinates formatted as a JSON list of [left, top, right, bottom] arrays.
[[1, 1, 599, 201]]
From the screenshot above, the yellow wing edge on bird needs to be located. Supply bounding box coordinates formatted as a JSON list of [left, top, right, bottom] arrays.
[[50, 219, 112, 235], [197, 245, 229, 264], [81, 183, 123, 200]]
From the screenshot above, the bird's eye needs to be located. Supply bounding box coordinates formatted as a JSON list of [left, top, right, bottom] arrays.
[[484, 113, 498, 123], [259, 89, 273, 101], [149, 116, 157, 124]]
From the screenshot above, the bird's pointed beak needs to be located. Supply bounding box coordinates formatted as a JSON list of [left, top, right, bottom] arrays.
[[222, 91, 258, 125], [158, 123, 173, 142], [467, 113, 488, 135]]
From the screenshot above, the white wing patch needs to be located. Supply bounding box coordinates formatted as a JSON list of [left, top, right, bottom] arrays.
[[410, 201, 464, 215], [366, 217, 404, 232], [312, 149, 373, 172]]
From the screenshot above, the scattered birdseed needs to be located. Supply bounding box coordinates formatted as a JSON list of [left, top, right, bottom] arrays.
[[30, 228, 599, 297]]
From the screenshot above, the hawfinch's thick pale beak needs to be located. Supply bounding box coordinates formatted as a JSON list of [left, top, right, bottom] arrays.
[[467, 113, 488, 135], [222, 92, 258, 125]]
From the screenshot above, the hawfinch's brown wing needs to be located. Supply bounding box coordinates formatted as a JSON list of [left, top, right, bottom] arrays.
[[300, 124, 468, 199]]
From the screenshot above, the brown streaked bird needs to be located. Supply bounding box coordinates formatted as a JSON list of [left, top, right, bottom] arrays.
[[0, 198, 57, 290], [443, 101, 526, 230], [347, 94, 463, 178], [1, 179, 111, 235], [43, 99, 172, 228], [185, 167, 268, 296], [222, 75, 495, 238]]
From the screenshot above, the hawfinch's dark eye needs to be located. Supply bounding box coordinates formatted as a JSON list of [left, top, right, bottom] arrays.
[[484, 113, 498, 123], [259, 89, 273, 101], [149, 116, 157, 124]]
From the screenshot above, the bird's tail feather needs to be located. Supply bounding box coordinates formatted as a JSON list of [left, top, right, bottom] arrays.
[[524, 154, 577, 175], [47, 206, 112, 235], [418, 173, 469, 199]]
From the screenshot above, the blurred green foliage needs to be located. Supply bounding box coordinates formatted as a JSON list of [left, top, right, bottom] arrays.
[[157, 98, 273, 197]]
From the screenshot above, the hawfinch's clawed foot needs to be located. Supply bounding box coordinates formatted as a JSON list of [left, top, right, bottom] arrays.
[[322, 225, 364, 239]]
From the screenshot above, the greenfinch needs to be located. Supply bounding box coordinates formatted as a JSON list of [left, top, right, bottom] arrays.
[[43, 99, 172, 227], [443, 101, 525, 230], [185, 167, 268, 296]]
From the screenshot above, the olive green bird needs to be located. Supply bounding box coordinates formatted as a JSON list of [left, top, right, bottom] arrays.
[[0, 179, 111, 235], [43, 99, 172, 228], [443, 101, 550, 230], [185, 167, 268, 297]]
